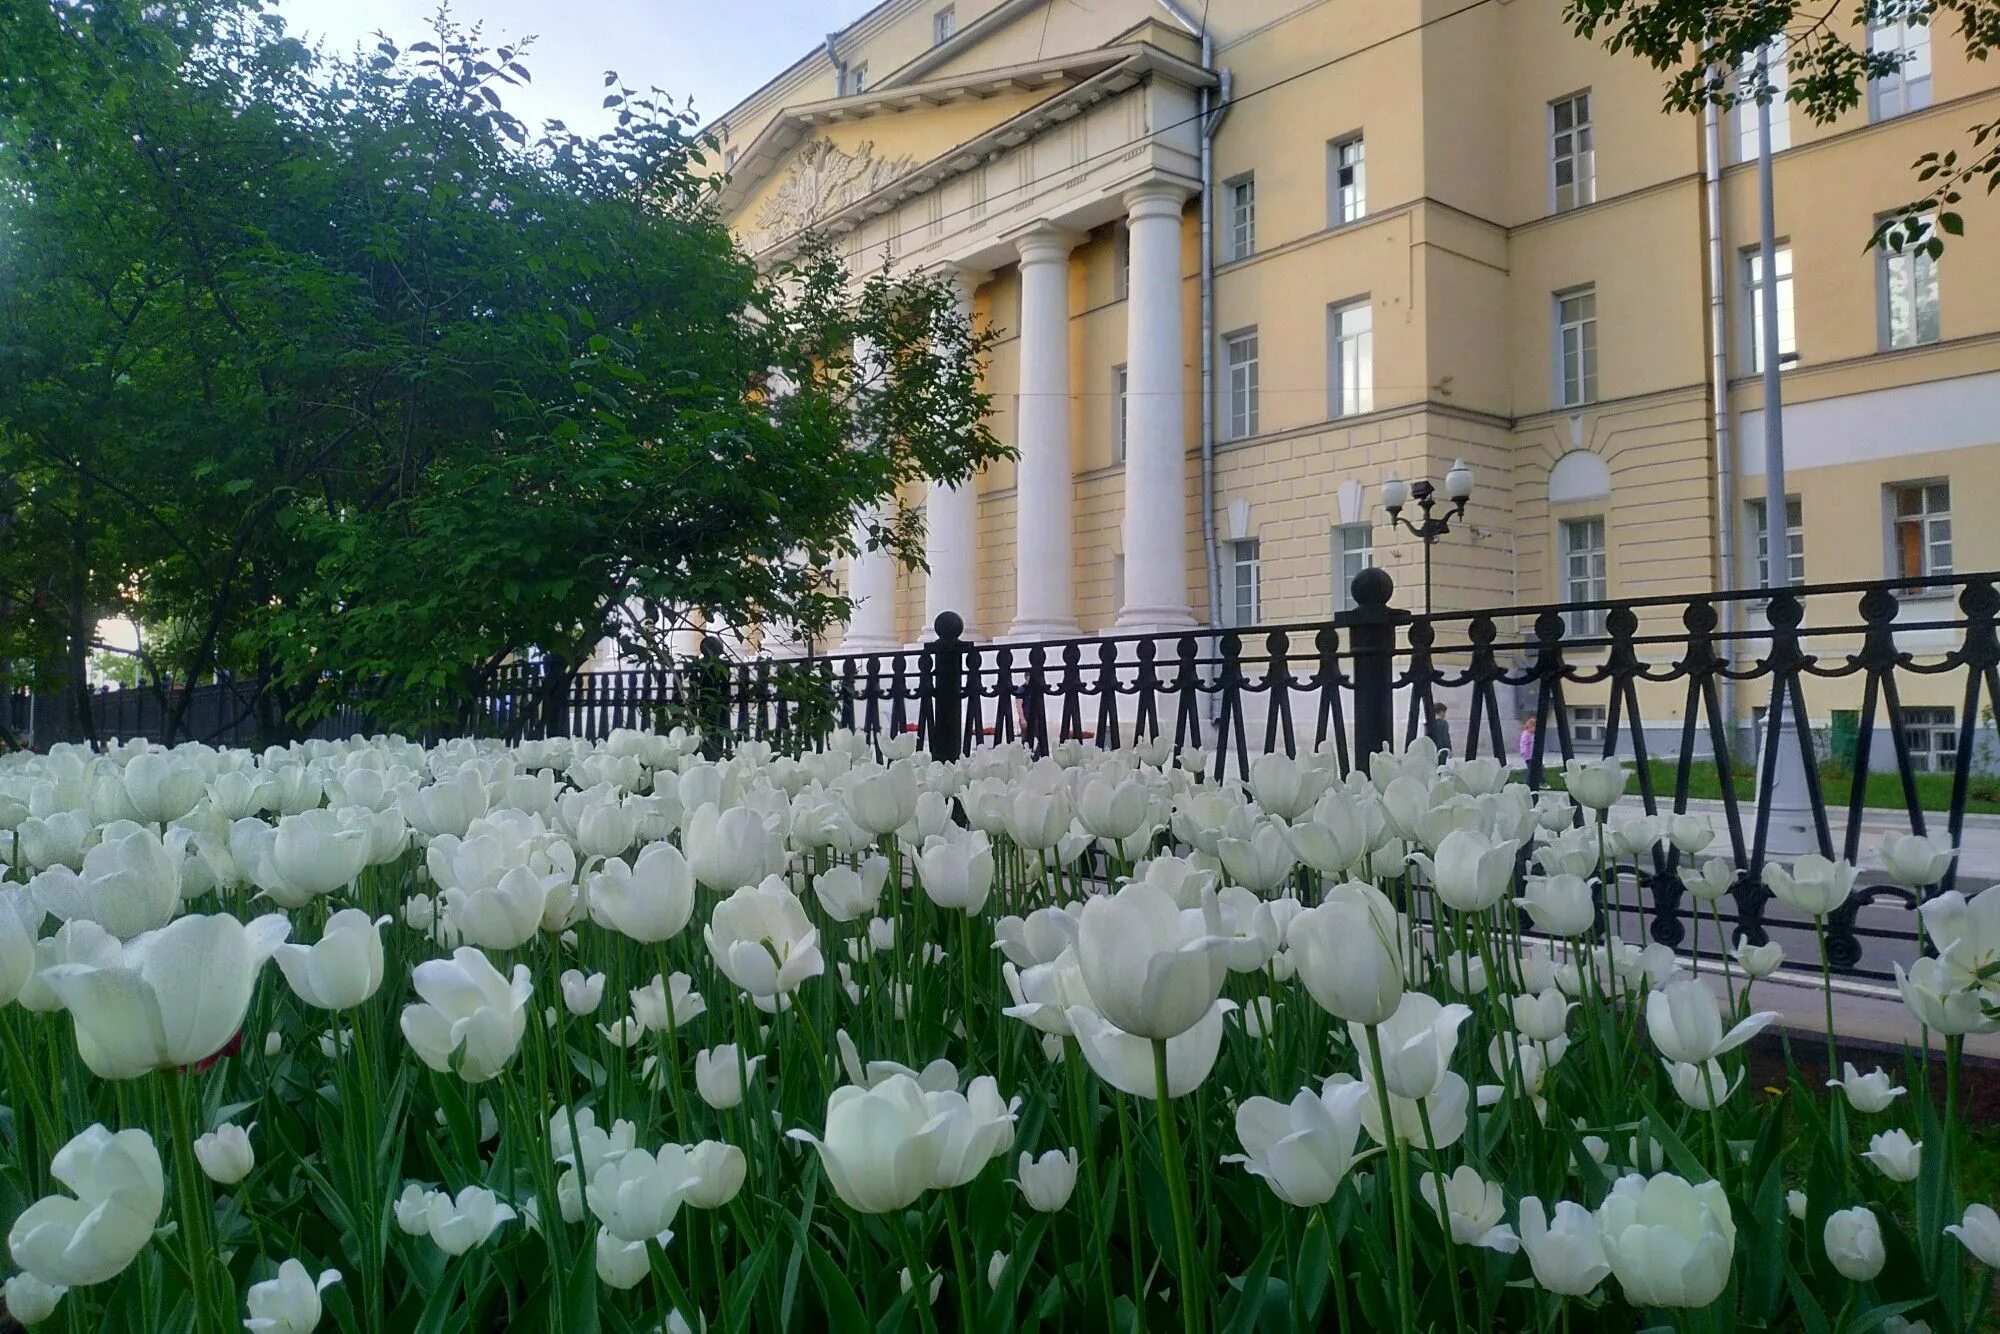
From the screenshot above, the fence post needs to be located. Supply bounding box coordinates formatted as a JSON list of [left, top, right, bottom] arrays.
[[928, 611, 966, 763], [1343, 567, 1407, 774], [696, 636, 729, 761]]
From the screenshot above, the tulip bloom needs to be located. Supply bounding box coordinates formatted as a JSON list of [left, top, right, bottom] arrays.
[[1880, 831, 1957, 889], [1596, 1173, 1736, 1308], [1826, 1063, 1906, 1114], [1420, 1166, 1520, 1252], [1645, 979, 1779, 1066], [704, 877, 825, 1011], [1287, 879, 1405, 1025], [1358, 992, 1473, 1102], [1226, 1080, 1370, 1207], [1013, 1148, 1079, 1212], [399, 947, 533, 1083], [914, 830, 996, 915], [812, 857, 890, 922], [1915, 888, 2000, 993], [274, 910, 389, 1011], [1516, 1197, 1610, 1297], [1765, 854, 1861, 917], [1066, 1000, 1233, 1100], [694, 1045, 764, 1110], [28, 822, 181, 940], [268, 808, 372, 903], [586, 1145, 700, 1243], [1414, 828, 1519, 913], [193, 1122, 256, 1185], [1947, 1203, 2000, 1268], [1824, 1207, 1886, 1282], [684, 803, 787, 893], [243, 1260, 341, 1334], [788, 1074, 950, 1214], [422, 1185, 517, 1255], [1862, 1129, 1922, 1183], [588, 841, 697, 943], [1072, 880, 1228, 1041], [1518, 872, 1597, 937], [7, 1125, 164, 1287], [1, 1272, 65, 1325], [43, 912, 289, 1080], [1561, 758, 1627, 812], [1895, 955, 1997, 1036]]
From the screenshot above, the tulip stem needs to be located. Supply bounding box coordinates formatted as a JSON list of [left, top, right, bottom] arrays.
[[1150, 1039, 1204, 1334], [1362, 1026, 1416, 1334], [1066, 1041, 1119, 1334], [1813, 914, 1838, 1084], [895, 1212, 943, 1334], [1111, 1091, 1148, 1333], [1416, 1101, 1468, 1334], [943, 1191, 978, 1334], [1318, 1201, 1352, 1333], [162, 1072, 230, 1334]]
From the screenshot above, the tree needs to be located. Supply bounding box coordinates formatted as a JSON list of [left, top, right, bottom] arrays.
[[0, 0, 1004, 741], [1563, 0, 2000, 253]]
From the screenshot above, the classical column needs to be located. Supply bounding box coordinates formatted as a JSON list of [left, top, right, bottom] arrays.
[[1116, 182, 1196, 632], [1010, 223, 1082, 640], [924, 267, 987, 640], [842, 335, 901, 655]]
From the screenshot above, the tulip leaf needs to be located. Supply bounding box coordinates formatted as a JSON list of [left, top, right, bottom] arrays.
[[1217, 1227, 1282, 1334]]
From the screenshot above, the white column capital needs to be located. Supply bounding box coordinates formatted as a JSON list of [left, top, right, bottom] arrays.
[[1122, 179, 1193, 222], [1013, 222, 1083, 269], [936, 264, 990, 307]]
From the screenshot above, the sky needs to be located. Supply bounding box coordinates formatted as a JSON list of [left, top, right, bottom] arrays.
[[273, 0, 883, 131]]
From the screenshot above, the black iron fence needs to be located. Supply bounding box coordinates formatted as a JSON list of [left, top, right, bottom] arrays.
[[10, 570, 1997, 981]]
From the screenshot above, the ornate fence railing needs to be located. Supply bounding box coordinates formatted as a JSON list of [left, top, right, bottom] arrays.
[[10, 571, 1996, 981]]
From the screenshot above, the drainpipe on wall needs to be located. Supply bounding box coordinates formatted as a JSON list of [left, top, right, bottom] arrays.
[[1701, 100, 1738, 757], [1156, 2, 1227, 632], [824, 33, 847, 96]]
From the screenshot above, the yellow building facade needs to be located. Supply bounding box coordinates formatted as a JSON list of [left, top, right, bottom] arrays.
[[712, 0, 2000, 760]]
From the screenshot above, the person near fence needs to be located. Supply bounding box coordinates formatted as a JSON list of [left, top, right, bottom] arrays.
[[1426, 701, 1453, 760], [1518, 714, 1538, 766]]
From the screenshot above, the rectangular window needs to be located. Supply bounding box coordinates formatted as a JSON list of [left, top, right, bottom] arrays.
[[932, 5, 956, 45], [1551, 91, 1596, 212], [1224, 330, 1260, 440], [1742, 243, 1797, 373], [1555, 286, 1599, 407], [1334, 523, 1374, 612], [1328, 299, 1373, 418], [1903, 706, 1957, 773], [1870, 16, 1933, 119], [1569, 704, 1608, 750], [1231, 538, 1263, 628], [1562, 516, 1608, 637], [1734, 36, 1791, 161], [1879, 223, 1941, 349], [1748, 494, 1805, 588], [1891, 481, 1952, 578], [847, 63, 868, 95], [1112, 222, 1130, 301], [1330, 136, 1366, 224], [1226, 175, 1256, 260], [1112, 364, 1129, 463]]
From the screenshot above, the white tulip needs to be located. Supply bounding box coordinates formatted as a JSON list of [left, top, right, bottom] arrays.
[[1225, 1079, 1370, 1207], [588, 841, 696, 943], [1826, 1063, 1906, 1114], [399, 947, 532, 1083], [1862, 1128, 1922, 1183], [242, 1259, 340, 1334], [560, 969, 607, 1016], [1, 1272, 65, 1324], [193, 1122, 256, 1185], [1420, 1165, 1520, 1252], [1824, 1206, 1886, 1282], [1516, 1197, 1610, 1297], [273, 910, 389, 1011], [704, 877, 824, 1011], [6, 1125, 163, 1287], [423, 1185, 516, 1255], [1072, 880, 1228, 1041], [694, 1045, 764, 1110], [1946, 1203, 2000, 1267], [1013, 1148, 1079, 1212], [28, 822, 180, 939]]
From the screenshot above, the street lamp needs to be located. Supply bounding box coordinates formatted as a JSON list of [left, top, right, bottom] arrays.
[[1381, 459, 1475, 614]]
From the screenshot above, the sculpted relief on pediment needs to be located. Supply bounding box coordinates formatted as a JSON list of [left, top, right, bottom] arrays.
[[746, 138, 918, 253]]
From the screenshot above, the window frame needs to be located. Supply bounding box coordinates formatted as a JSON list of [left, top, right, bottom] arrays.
[[1734, 36, 1792, 161], [1554, 285, 1599, 408], [1877, 219, 1941, 350], [1740, 241, 1797, 374], [1112, 221, 1130, 301], [932, 4, 957, 46], [1329, 134, 1367, 225], [1231, 537, 1264, 629], [1328, 297, 1374, 419], [1902, 706, 1958, 773], [1869, 16, 1933, 120], [847, 62, 868, 95], [1333, 523, 1374, 612], [1747, 494, 1806, 589], [1223, 328, 1261, 441], [1225, 173, 1256, 261], [1561, 515, 1609, 637], [1550, 91, 1596, 213], [1111, 363, 1129, 464], [1889, 480, 1952, 579]]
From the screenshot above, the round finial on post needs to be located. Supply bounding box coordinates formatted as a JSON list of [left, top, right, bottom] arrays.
[[1352, 566, 1394, 609], [699, 635, 724, 658], [933, 610, 964, 642]]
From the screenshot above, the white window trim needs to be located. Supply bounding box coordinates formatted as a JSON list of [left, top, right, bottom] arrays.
[[1561, 515, 1609, 637], [1869, 17, 1933, 120], [1224, 173, 1256, 261], [1328, 297, 1373, 419], [1549, 90, 1596, 213], [1554, 285, 1598, 409], [1111, 364, 1129, 464], [1333, 523, 1374, 612], [1877, 219, 1941, 351], [1328, 134, 1366, 226], [932, 4, 956, 46], [1747, 494, 1805, 589], [1231, 537, 1264, 628], [1887, 480, 1953, 580], [1740, 242, 1797, 375], [1223, 328, 1260, 442]]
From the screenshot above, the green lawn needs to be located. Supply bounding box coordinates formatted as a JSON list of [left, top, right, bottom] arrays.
[[1543, 759, 2000, 816]]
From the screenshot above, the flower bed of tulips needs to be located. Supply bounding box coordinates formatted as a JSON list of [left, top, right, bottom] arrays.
[[1, 728, 1996, 1334]]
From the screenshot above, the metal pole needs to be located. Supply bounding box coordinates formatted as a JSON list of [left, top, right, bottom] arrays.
[[1755, 48, 1814, 856]]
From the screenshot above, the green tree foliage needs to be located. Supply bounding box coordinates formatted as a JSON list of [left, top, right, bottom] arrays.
[[1563, 0, 2000, 252], [0, 0, 1003, 740]]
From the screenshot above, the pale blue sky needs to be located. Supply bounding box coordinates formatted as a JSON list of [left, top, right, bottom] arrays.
[[274, 0, 882, 132]]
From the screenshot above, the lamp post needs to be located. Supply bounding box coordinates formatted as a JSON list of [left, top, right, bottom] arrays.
[[1381, 460, 1474, 615]]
